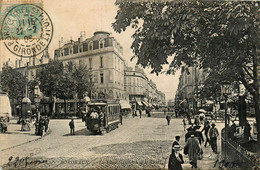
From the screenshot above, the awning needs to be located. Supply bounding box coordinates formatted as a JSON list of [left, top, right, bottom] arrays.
[[119, 100, 131, 109], [137, 101, 143, 106], [142, 101, 149, 107]]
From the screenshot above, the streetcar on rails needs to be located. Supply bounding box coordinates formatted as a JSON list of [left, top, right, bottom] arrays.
[[85, 99, 121, 134]]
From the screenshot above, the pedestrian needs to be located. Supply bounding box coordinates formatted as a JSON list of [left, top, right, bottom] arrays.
[[38, 117, 44, 136], [120, 111, 123, 125], [228, 120, 236, 141], [182, 117, 187, 131], [208, 122, 219, 153], [139, 109, 142, 118], [69, 118, 75, 135], [194, 129, 204, 145], [166, 114, 171, 125], [244, 120, 252, 141], [44, 116, 49, 132], [201, 118, 210, 147], [172, 136, 181, 148], [168, 145, 184, 170], [21, 118, 25, 131], [194, 116, 200, 126], [184, 133, 201, 169]]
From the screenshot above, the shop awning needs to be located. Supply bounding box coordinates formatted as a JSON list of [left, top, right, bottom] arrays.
[[137, 101, 143, 106], [119, 100, 131, 109], [142, 101, 149, 107]]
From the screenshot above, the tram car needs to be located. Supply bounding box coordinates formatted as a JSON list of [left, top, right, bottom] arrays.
[[85, 99, 121, 134]]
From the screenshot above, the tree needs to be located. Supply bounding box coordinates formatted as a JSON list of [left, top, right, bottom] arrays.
[[37, 59, 64, 114], [71, 63, 94, 112], [113, 1, 260, 144], [0, 65, 26, 114]]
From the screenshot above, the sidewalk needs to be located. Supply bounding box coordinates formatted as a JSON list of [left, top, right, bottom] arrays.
[[165, 121, 223, 170], [0, 119, 48, 151]]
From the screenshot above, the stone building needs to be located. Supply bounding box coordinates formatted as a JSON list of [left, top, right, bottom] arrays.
[[54, 31, 126, 100]]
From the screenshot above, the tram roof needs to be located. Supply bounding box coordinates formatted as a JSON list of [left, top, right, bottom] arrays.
[[88, 102, 107, 106]]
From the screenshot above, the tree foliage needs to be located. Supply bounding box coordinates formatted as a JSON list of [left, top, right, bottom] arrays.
[[0, 65, 26, 101], [113, 0, 260, 143], [37, 60, 64, 97]]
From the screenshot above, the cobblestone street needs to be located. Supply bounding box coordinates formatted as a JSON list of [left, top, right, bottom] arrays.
[[1, 115, 223, 169]]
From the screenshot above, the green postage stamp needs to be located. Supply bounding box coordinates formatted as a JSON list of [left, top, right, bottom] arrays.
[[0, 0, 53, 58]]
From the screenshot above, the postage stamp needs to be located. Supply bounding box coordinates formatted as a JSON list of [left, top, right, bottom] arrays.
[[0, 0, 53, 58]]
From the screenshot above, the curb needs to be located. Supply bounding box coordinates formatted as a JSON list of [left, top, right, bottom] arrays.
[[1, 129, 52, 152]]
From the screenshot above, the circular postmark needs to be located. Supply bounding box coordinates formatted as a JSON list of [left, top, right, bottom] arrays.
[[1, 4, 53, 58]]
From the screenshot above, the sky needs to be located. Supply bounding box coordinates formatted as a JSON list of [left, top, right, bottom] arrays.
[[0, 0, 180, 101]]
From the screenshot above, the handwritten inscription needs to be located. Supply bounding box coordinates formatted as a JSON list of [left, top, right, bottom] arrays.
[[8, 156, 47, 168]]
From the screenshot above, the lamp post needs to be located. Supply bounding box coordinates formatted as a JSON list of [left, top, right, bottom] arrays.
[[221, 81, 231, 161]]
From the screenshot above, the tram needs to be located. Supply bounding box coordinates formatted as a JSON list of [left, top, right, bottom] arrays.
[[85, 99, 121, 134]]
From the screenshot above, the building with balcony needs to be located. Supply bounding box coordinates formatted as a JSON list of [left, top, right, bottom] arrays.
[[175, 66, 207, 113], [124, 65, 165, 111], [54, 31, 126, 100]]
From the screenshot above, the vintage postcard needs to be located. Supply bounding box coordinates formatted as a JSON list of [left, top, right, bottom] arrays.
[[0, 0, 259, 169]]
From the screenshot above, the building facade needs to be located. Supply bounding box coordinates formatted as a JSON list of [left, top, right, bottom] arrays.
[[175, 66, 206, 113], [54, 31, 126, 100], [3, 31, 166, 116], [124, 65, 166, 110]]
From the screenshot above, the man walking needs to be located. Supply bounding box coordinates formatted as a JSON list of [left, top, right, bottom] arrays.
[[208, 122, 219, 153], [201, 118, 210, 147], [166, 113, 171, 125], [184, 133, 201, 169], [69, 118, 75, 135]]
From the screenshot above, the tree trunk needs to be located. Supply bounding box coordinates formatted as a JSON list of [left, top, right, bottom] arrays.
[[238, 95, 247, 126], [253, 47, 260, 145], [64, 99, 67, 115]]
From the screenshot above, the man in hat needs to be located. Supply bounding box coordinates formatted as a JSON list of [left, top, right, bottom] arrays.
[[184, 133, 200, 169], [168, 145, 184, 170], [172, 136, 181, 149], [208, 122, 219, 153]]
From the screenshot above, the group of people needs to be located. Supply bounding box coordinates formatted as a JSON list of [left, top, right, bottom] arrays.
[[169, 117, 219, 169], [34, 116, 50, 136]]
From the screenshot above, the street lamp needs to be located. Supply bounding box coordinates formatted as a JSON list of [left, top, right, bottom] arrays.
[[221, 81, 232, 161]]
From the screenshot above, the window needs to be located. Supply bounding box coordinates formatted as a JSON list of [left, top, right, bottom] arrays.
[[79, 45, 83, 52], [93, 40, 99, 50], [64, 48, 69, 56], [89, 58, 92, 69], [73, 45, 78, 54], [88, 42, 93, 50], [83, 43, 88, 51], [100, 56, 103, 68], [100, 73, 104, 84], [100, 40, 104, 48], [115, 57, 117, 69]]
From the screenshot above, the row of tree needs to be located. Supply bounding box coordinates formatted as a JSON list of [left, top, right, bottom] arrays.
[[113, 1, 260, 144], [0, 60, 95, 115]]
